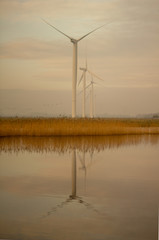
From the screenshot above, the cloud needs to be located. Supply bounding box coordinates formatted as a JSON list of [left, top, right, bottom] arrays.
[[0, 38, 71, 59], [0, 0, 158, 23], [0, 0, 158, 94], [1, 30, 158, 61]]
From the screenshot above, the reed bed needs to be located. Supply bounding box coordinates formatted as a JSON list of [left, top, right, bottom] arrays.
[[0, 117, 159, 137]]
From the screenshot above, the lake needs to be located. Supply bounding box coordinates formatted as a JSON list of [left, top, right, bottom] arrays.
[[0, 135, 159, 240]]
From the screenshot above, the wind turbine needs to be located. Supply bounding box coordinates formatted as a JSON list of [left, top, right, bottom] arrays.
[[79, 61, 104, 118], [85, 72, 103, 118], [42, 19, 108, 118]]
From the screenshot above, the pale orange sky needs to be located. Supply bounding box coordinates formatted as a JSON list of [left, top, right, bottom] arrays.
[[0, 0, 159, 116]]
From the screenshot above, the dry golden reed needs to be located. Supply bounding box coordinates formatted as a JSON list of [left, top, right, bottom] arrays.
[[0, 117, 159, 137]]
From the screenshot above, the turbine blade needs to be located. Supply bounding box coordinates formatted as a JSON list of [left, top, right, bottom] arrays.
[[78, 83, 91, 94], [85, 83, 91, 90], [93, 82, 100, 86], [77, 22, 110, 42], [78, 72, 84, 86], [88, 70, 104, 81], [42, 18, 72, 40], [92, 80, 101, 85]]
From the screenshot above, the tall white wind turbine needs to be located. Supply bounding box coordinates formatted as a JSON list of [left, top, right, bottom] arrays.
[[42, 19, 107, 118]]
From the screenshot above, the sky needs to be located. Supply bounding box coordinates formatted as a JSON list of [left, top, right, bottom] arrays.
[[0, 0, 159, 117]]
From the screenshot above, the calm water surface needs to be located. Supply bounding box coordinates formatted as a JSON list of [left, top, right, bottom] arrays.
[[0, 135, 159, 240]]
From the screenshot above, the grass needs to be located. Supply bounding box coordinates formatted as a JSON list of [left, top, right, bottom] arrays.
[[0, 117, 159, 136]]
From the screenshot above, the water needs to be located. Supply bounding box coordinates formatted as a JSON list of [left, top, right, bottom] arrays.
[[0, 135, 159, 240]]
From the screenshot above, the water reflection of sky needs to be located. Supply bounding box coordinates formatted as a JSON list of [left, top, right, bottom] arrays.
[[0, 135, 159, 240]]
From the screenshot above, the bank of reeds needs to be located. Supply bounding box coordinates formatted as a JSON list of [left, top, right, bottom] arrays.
[[0, 117, 159, 137]]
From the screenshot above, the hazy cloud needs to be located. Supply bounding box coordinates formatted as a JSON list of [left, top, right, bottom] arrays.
[[0, 0, 158, 24], [0, 38, 72, 59], [0, 0, 159, 115]]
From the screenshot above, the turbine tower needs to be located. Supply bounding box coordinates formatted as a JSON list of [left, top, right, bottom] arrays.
[[42, 19, 107, 118], [78, 58, 88, 118], [71, 149, 77, 199], [90, 79, 95, 118]]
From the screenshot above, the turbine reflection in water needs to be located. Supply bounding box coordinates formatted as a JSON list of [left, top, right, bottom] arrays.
[[41, 148, 99, 219]]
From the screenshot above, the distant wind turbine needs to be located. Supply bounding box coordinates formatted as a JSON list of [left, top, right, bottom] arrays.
[[42, 19, 109, 118], [85, 72, 103, 118], [79, 61, 104, 118]]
